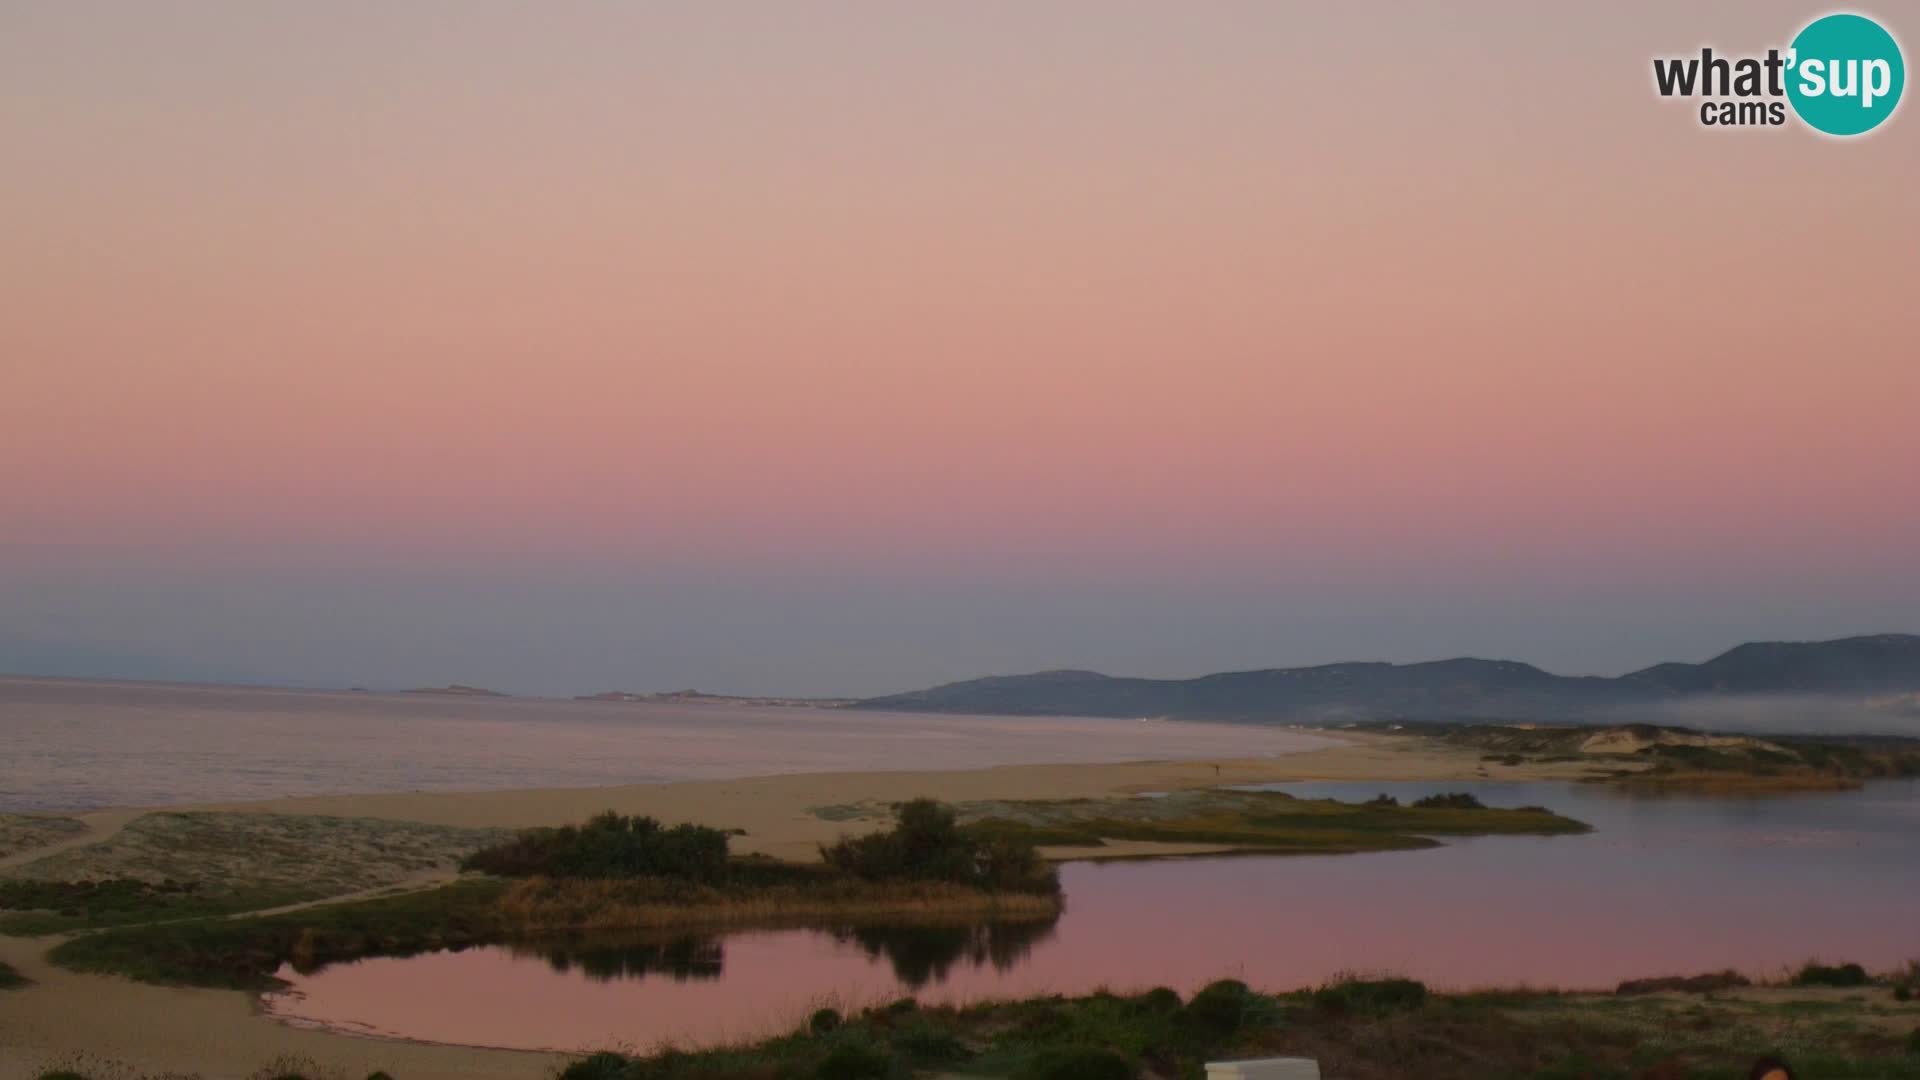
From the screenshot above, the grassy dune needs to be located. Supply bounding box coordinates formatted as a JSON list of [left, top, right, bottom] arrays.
[[0, 812, 507, 935], [1438, 723, 1920, 794], [0, 814, 87, 861], [946, 788, 1589, 855]]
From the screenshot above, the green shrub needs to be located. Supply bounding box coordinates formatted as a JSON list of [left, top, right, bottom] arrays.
[[1411, 793, 1484, 810], [809, 1007, 842, 1034], [821, 799, 1057, 895], [893, 1023, 970, 1063], [1907, 1028, 1920, 1055], [1615, 971, 1750, 995], [1013, 1047, 1135, 1080], [464, 812, 731, 882], [1184, 978, 1252, 1034], [366, 1073, 395, 1080], [1791, 961, 1869, 988], [1313, 976, 1428, 1015], [559, 1051, 632, 1079], [1131, 986, 1183, 1015], [1364, 794, 1399, 807], [813, 1041, 891, 1080]]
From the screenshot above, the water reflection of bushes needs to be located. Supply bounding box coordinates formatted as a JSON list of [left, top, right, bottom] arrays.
[[828, 918, 1059, 988], [516, 935, 726, 983], [515, 915, 1059, 989]]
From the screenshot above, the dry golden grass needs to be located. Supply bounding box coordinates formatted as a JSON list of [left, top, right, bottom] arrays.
[[496, 875, 1060, 932]]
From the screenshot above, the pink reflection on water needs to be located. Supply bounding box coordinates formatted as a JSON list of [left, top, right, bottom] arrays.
[[266, 782, 1920, 1052]]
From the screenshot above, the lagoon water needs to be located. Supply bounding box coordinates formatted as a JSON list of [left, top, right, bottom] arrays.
[[0, 676, 1332, 812], [267, 778, 1920, 1053]]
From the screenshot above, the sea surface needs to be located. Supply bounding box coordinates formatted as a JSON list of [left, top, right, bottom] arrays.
[[267, 778, 1920, 1052], [0, 676, 1332, 812]]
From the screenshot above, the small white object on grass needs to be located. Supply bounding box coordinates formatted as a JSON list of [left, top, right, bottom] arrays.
[[1204, 1058, 1321, 1080]]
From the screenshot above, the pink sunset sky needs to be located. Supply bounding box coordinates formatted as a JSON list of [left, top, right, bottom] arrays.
[[2, 2, 1916, 694]]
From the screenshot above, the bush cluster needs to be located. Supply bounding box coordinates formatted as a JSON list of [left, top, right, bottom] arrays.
[[1312, 975, 1429, 1016], [820, 799, 1059, 895], [1791, 961, 1869, 988], [462, 812, 732, 882], [1411, 793, 1485, 810]]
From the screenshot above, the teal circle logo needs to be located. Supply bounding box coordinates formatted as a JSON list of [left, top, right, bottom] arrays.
[[1786, 13, 1905, 135]]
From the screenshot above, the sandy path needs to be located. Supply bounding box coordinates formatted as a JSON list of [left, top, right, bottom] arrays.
[[0, 734, 1603, 1080]]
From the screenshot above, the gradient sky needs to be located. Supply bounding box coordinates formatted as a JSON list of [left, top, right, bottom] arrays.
[[3, 2, 1917, 696]]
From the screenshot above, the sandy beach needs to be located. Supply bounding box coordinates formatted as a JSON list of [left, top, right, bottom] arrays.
[[0, 734, 1607, 1080]]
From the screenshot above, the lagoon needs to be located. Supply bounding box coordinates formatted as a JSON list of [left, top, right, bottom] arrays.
[[265, 778, 1920, 1052]]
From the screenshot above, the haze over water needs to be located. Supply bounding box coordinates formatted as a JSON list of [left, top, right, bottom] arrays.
[[0, 677, 1331, 812]]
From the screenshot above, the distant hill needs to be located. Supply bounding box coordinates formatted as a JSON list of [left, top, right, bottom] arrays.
[[402, 684, 509, 698], [576, 689, 859, 708], [854, 634, 1920, 724]]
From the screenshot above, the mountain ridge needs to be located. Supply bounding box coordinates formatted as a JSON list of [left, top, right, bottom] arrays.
[[854, 634, 1920, 723]]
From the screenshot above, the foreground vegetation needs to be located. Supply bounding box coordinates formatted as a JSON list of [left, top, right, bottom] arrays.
[[27, 971, 1920, 1080], [542, 971, 1920, 1080]]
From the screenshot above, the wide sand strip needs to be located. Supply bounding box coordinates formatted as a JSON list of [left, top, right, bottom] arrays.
[[0, 734, 1607, 1080]]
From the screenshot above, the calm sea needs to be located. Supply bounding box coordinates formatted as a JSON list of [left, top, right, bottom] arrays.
[[0, 676, 1331, 812]]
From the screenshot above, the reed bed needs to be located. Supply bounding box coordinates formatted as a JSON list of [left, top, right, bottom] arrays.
[[496, 875, 1060, 933]]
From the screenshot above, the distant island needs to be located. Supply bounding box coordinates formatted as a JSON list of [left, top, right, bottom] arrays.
[[402, 684, 510, 698], [853, 633, 1920, 725], [576, 689, 859, 708]]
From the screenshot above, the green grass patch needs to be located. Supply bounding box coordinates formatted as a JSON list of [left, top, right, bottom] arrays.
[[0, 877, 312, 936], [47, 878, 511, 989], [954, 788, 1586, 856]]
